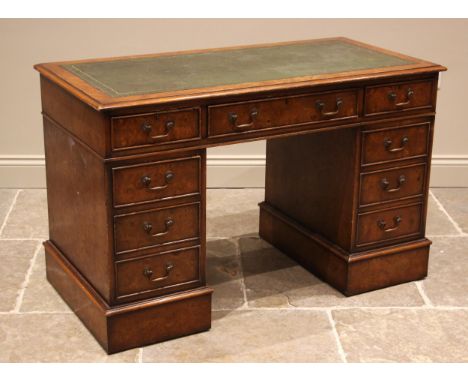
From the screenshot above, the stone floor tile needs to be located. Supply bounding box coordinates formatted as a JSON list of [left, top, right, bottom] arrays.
[[431, 188, 468, 233], [142, 309, 341, 362], [207, 189, 264, 237], [333, 308, 468, 362], [0, 240, 40, 312], [20, 247, 70, 312], [0, 313, 138, 362], [0, 189, 18, 228], [207, 239, 245, 310], [426, 193, 460, 236], [240, 237, 424, 308], [1, 190, 48, 239], [422, 237, 468, 306]]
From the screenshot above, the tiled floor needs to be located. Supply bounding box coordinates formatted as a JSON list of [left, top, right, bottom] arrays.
[[0, 188, 467, 362]]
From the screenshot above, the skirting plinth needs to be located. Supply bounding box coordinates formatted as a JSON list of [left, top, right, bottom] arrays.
[[259, 202, 430, 296], [44, 241, 213, 354]]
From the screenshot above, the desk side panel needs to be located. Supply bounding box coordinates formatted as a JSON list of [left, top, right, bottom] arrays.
[[40, 75, 109, 156], [43, 119, 113, 302]]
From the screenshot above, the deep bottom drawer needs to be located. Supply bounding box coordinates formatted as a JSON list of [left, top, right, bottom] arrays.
[[115, 246, 201, 299], [356, 203, 423, 247]]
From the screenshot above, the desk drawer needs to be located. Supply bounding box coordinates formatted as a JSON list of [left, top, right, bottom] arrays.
[[111, 108, 200, 151], [359, 163, 426, 207], [114, 202, 200, 254], [365, 80, 433, 116], [356, 203, 423, 247], [115, 246, 200, 299], [208, 90, 358, 137], [112, 156, 201, 207], [362, 123, 430, 165]]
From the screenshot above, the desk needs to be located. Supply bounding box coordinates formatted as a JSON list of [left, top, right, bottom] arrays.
[[34, 37, 446, 354]]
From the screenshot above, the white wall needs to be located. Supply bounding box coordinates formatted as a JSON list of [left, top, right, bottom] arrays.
[[0, 19, 467, 187]]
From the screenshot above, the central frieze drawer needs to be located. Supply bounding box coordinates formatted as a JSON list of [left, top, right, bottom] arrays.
[[115, 246, 201, 299], [112, 156, 201, 207], [208, 89, 358, 137], [114, 202, 200, 254]]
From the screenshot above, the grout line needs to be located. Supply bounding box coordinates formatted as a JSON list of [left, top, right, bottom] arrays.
[[137, 348, 143, 363], [0, 238, 46, 241], [1, 305, 467, 316], [230, 237, 249, 309], [326, 309, 347, 363], [429, 190, 467, 236], [211, 305, 468, 311], [427, 234, 467, 238], [415, 281, 433, 307], [0, 189, 21, 237], [0, 311, 74, 315], [11, 241, 43, 313]]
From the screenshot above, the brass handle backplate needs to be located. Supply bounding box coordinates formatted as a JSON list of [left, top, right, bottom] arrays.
[[141, 171, 174, 191], [143, 218, 174, 238], [381, 174, 406, 193], [315, 98, 343, 116], [377, 216, 402, 233], [388, 88, 414, 106], [384, 136, 409, 153], [143, 262, 174, 283], [228, 109, 258, 131], [141, 120, 175, 140]]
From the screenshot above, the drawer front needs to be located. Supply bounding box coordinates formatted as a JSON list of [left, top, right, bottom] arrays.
[[360, 163, 426, 206], [208, 90, 358, 137], [112, 156, 201, 207], [114, 202, 200, 254], [365, 80, 433, 116], [111, 108, 200, 151], [362, 123, 430, 165], [356, 203, 423, 247], [116, 246, 200, 299]]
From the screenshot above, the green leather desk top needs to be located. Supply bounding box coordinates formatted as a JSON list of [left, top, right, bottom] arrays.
[[35, 37, 445, 110], [62, 39, 413, 98]]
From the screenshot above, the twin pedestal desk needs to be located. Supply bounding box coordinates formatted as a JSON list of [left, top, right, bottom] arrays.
[[34, 37, 446, 354]]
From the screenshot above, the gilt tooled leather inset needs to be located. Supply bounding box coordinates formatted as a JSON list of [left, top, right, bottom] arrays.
[[62, 40, 414, 97]]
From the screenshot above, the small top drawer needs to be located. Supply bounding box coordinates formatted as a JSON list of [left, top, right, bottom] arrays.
[[364, 80, 433, 116], [112, 156, 201, 208], [111, 108, 200, 151], [208, 90, 358, 137], [361, 122, 430, 165]]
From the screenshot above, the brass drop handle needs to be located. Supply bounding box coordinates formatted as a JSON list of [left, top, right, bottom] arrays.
[[384, 136, 409, 153], [141, 120, 175, 140], [381, 174, 406, 193], [315, 98, 343, 116], [228, 108, 258, 131], [388, 88, 414, 106], [377, 216, 402, 232], [143, 262, 174, 283], [143, 218, 174, 238], [141, 171, 174, 191]]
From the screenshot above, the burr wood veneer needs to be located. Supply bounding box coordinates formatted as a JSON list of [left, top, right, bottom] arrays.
[[34, 37, 446, 354]]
